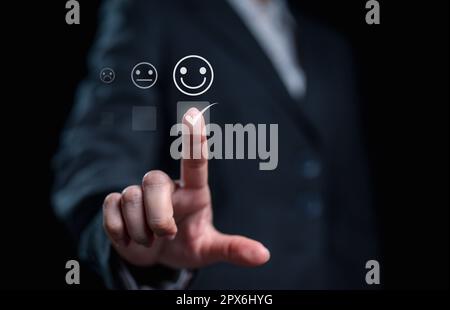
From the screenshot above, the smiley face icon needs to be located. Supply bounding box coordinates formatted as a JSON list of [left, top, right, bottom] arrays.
[[173, 55, 214, 96], [100, 67, 115, 84], [131, 62, 158, 89]]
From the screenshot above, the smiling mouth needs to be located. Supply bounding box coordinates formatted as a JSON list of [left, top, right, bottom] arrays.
[[181, 77, 207, 89]]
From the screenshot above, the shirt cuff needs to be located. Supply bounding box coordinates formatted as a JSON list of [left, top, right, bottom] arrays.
[[115, 256, 194, 290]]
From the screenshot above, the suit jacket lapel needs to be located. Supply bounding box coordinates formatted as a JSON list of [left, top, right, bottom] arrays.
[[189, 1, 290, 101], [189, 0, 321, 148]]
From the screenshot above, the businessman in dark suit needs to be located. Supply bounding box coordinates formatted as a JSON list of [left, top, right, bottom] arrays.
[[53, 0, 378, 289]]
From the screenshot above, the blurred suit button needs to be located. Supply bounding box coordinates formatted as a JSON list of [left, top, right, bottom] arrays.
[[301, 159, 322, 179], [297, 194, 323, 219], [305, 198, 323, 219]]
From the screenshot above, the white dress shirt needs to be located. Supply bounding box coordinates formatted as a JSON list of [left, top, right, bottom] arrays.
[[228, 0, 307, 99]]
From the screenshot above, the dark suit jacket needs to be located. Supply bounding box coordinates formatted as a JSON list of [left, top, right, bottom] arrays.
[[52, 0, 378, 289]]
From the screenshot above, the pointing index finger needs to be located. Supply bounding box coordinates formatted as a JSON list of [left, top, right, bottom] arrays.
[[180, 107, 208, 189]]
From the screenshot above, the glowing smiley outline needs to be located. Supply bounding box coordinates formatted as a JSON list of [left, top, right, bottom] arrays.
[[173, 55, 214, 96]]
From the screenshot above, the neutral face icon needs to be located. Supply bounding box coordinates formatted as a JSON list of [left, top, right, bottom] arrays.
[[131, 62, 158, 89], [173, 55, 214, 96], [100, 67, 115, 84]]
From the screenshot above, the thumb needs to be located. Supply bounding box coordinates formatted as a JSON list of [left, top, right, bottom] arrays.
[[202, 230, 271, 266]]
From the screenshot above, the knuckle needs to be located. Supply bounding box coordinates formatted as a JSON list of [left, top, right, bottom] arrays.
[[142, 170, 171, 188], [103, 193, 121, 208], [184, 159, 206, 170], [148, 217, 174, 233], [133, 235, 150, 245], [122, 186, 142, 205], [103, 220, 124, 240]]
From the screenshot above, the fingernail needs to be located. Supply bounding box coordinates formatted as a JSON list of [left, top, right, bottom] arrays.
[[244, 245, 270, 264], [261, 246, 271, 260]]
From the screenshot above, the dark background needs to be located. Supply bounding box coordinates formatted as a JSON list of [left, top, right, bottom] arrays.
[[1, 0, 447, 290]]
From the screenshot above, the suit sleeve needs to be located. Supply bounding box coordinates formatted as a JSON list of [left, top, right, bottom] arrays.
[[51, 0, 172, 288]]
